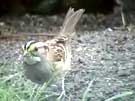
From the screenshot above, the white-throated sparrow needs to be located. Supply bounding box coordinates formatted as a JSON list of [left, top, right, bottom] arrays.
[[22, 8, 84, 86]]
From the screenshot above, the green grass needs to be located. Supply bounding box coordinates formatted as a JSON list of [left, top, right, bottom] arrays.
[[82, 80, 94, 101], [0, 82, 21, 101], [0, 59, 61, 101], [0, 59, 135, 101], [105, 91, 134, 101]]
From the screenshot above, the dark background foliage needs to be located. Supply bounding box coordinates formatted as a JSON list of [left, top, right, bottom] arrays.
[[0, 0, 118, 15]]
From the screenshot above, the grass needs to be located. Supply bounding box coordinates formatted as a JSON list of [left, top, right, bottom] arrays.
[[82, 80, 94, 101], [0, 59, 135, 101], [0, 82, 21, 101], [105, 91, 134, 101], [0, 59, 62, 101]]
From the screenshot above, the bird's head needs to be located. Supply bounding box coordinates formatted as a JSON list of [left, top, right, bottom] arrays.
[[22, 40, 48, 65]]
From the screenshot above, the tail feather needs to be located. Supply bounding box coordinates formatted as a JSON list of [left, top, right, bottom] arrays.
[[59, 8, 84, 71], [59, 8, 85, 38]]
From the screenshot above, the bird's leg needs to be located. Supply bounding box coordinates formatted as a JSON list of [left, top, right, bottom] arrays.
[[57, 72, 68, 100], [57, 76, 66, 100]]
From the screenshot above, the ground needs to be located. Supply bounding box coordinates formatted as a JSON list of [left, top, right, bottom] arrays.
[[0, 12, 135, 101]]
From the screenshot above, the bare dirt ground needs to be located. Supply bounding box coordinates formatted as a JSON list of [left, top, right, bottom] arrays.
[[0, 12, 135, 101]]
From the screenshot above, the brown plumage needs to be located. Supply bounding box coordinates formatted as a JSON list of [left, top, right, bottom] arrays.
[[43, 8, 84, 71], [23, 8, 85, 84]]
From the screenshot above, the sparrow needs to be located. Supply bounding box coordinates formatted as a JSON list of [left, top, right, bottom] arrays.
[[22, 8, 84, 98]]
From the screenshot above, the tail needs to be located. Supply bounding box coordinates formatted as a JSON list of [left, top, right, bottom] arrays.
[[59, 8, 84, 72], [59, 8, 85, 39]]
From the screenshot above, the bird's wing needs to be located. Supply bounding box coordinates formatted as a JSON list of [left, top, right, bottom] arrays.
[[44, 38, 66, 62]]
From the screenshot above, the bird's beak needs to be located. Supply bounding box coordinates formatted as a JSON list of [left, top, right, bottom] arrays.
[[23, 51, 28, 56]]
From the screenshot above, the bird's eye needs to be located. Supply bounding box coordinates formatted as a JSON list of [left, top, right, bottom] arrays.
[[34, 47, 38, 51]]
